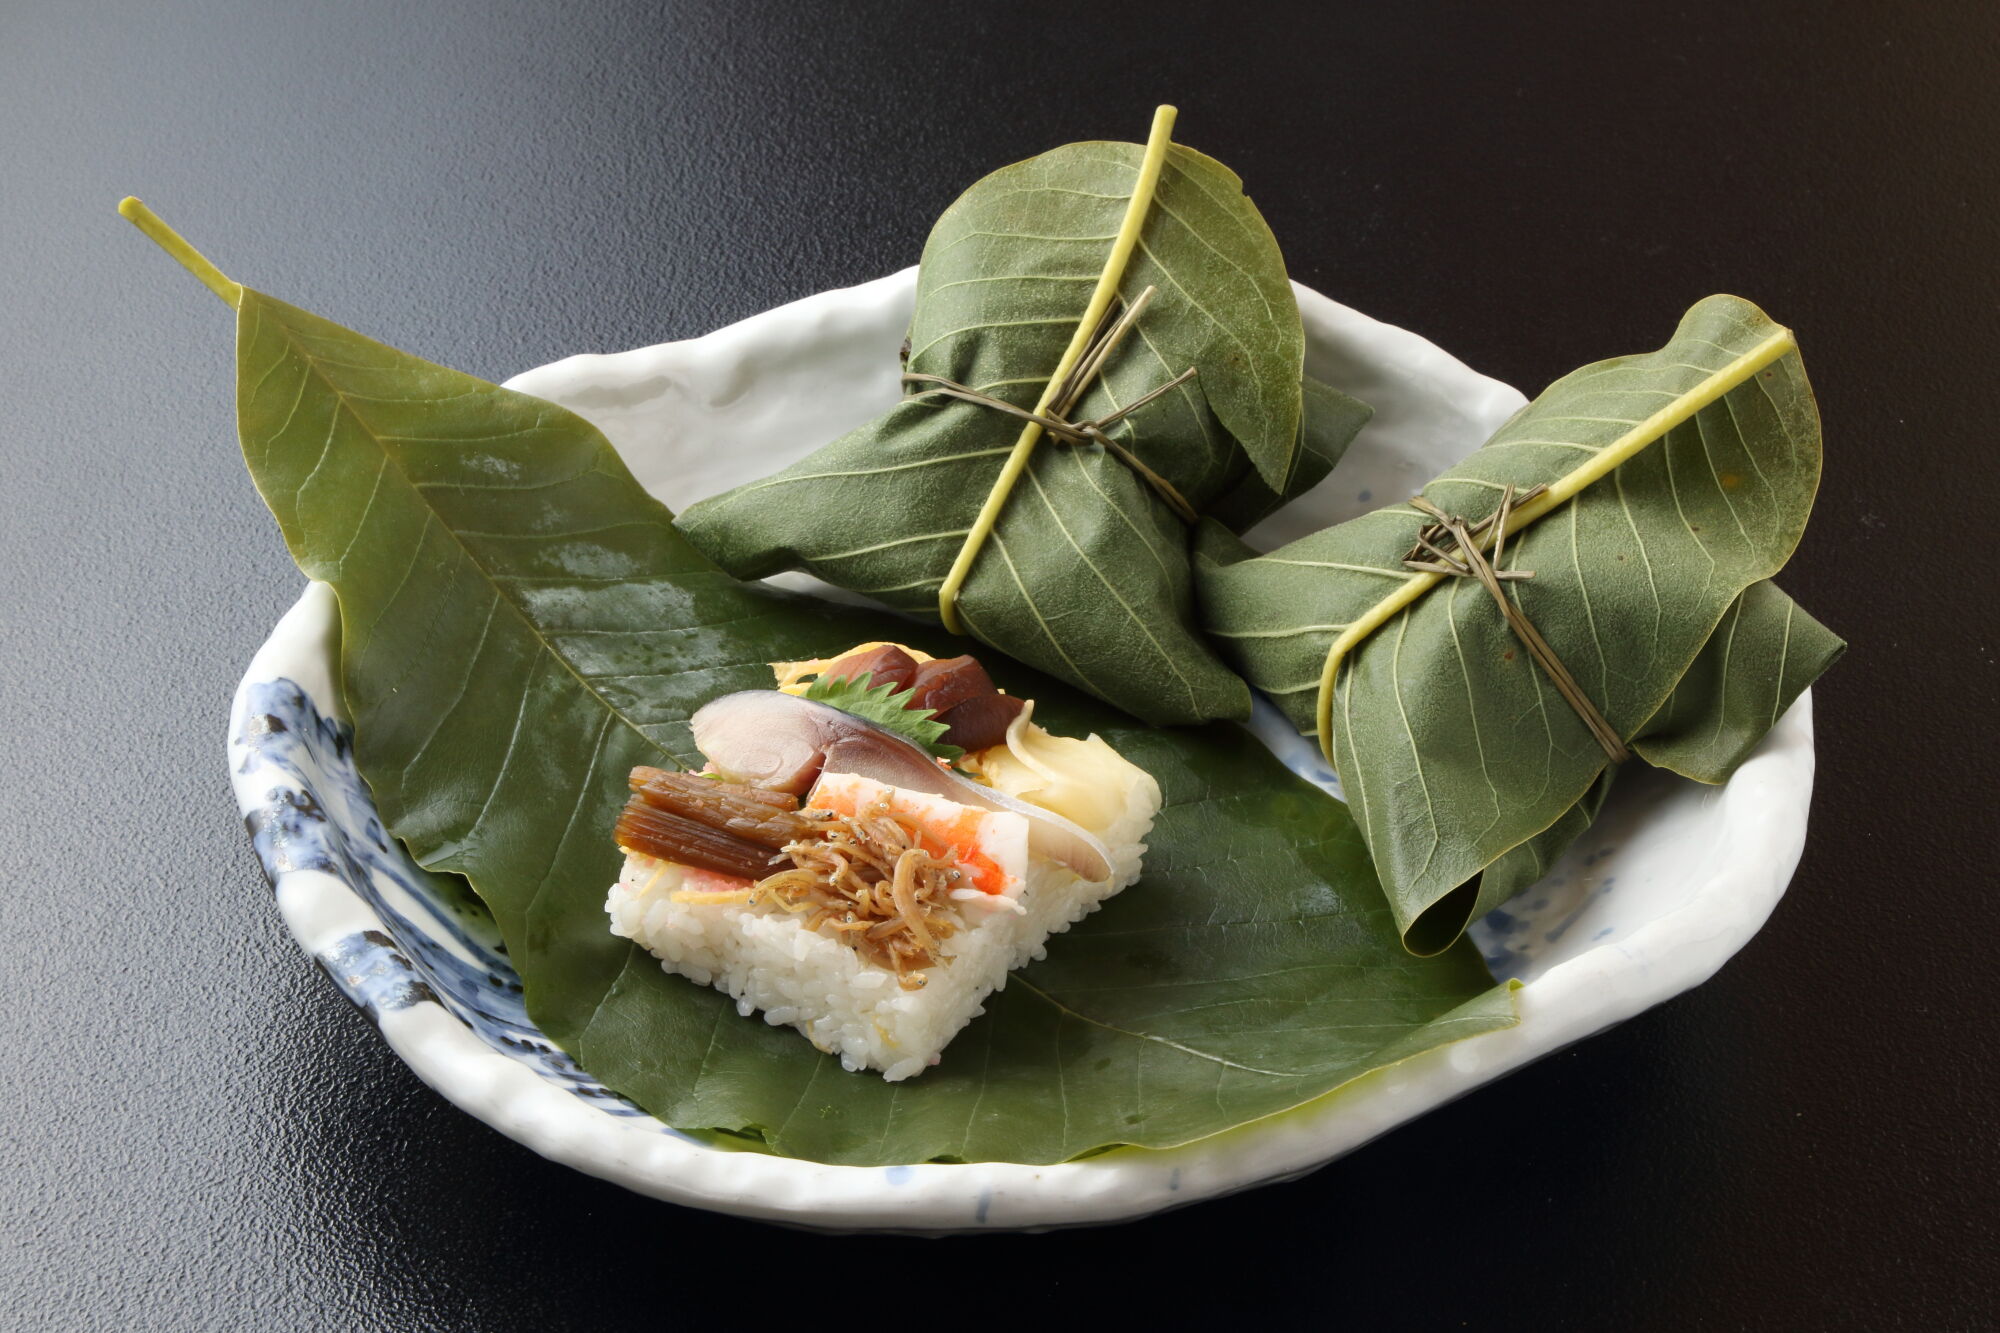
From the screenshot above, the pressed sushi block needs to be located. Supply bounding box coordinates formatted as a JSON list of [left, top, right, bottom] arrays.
[[605, 645, 1161, 1081]]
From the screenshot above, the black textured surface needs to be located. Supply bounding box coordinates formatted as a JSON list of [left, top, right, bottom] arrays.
[[3, 2, 1995, 1327]]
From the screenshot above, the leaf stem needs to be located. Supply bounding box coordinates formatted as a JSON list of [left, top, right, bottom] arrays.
[[118, 197, 243, 307], [934, 105, 1178, 634], [1312, 321, 1797, 762]]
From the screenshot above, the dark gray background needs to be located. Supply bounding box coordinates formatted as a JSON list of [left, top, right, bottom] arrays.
[[4, 2, 1994, 1327]]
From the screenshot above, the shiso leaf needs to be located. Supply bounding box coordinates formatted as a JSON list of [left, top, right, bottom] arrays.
[[1197, 295, 1843, 954], [801, 670, 963, 760], [131, 204, 1515, 1166]]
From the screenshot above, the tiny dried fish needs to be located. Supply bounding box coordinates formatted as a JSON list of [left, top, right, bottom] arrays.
[[757, 796, 964, 976]]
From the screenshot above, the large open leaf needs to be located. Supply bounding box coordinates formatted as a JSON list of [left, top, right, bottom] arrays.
[[132, 204, 1513, 1165], [579, 720, 1515, 1164], [1198, 295, 1844, 953], [676, 120, 1370, 726]]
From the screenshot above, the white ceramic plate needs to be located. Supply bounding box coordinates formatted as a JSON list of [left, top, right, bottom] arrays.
[[229, 269, 1814, 1232]]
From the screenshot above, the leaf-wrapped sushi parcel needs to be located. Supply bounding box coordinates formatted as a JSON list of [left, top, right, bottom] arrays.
[[1198, 295, 1845, 954], [676, 108, 1371, 726]]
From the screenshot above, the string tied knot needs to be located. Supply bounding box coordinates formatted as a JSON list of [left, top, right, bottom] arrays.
[[1401, 483, 1631, 764], [900, 286, 1200, 523]]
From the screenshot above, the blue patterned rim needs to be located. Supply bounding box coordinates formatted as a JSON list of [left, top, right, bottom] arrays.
[[235, 679, 682, 1127]]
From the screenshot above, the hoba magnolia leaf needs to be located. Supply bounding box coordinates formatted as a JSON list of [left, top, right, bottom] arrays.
[[1198, 295, 1844, 954], [124, 199, 1513, 1166], [676, 110, 1371, 727]]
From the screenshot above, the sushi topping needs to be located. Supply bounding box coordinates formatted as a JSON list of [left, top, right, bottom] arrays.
[[931, 690, 1025, 752], [778, 643, 1031, 755], [802, 673, 962, 760], [691, 690, 1112, 883], [615, 764, 992, 979], [689, 690, 889, 794], [750, 793, 966, 983], [658, 670, 1116, 938], [821, 643, 920, 692], [616, 800, 795, 881], [615, 768, 813, 878], [888, 653, 1024, 751], [627, 767, 814, 846], [904, 654, 996, 716]]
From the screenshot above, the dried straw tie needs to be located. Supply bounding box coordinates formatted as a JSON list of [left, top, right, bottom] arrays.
[[1400, 483, 1632, 764], [899, 286, 1202, 524]]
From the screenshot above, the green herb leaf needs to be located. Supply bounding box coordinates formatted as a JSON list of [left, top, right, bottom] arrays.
[[1198, 295, 1843, 953], [801, 670, 962, 760], [675, 129, 1370, 726], [137, 210, 1514, 1166]]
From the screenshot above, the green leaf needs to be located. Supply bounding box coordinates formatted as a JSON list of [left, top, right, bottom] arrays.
[[229, 285, 887, 999], [1475, 582, 1845, 912], [1198, 295, 1843, 953], [1635, 578, 1846, 782], [676, 128, 1370, 726], [800, 671, 962, 760], [1205, 376, 1375, 533], [580, 718, 1517, 1164], [135, 209, 1513, 1166]]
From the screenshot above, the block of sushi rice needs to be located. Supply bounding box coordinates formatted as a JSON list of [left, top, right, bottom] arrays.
[[606, 663, 1161, 1081]]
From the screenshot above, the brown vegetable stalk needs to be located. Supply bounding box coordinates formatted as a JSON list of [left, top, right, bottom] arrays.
[[628, 766, 817, 845], [616, 800, 794, 881]]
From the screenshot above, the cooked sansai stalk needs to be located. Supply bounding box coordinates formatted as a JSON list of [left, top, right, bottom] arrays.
[[629, 768, 812, 842], [1198, 295, 1844, 953], [615, 768, 813, 879]]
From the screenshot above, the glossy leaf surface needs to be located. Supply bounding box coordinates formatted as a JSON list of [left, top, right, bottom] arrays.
[[223, 283, 1508, 1165]]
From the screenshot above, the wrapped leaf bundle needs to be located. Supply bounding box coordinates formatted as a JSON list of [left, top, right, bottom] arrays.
[[1198, 295, 1845, 953], [677, 108, 1371, 725]]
